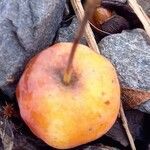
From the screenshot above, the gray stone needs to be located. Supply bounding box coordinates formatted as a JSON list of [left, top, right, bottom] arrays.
[[0, 119, 14, 150], [98, 29, 150, 113], [0, 0, 65, 98], [106, 110, 144, 146], [79, 144, 119, 150], [137, 0, 150, 17], [0, 117, 49, 150], [137, 100, 150, 113], [56, 17, 86, 44]]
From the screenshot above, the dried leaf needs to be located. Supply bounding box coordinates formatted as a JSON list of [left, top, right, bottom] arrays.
[[121, 87, 150, 109]]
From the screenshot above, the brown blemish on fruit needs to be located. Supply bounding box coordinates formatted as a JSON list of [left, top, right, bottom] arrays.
[[102, 92, 105, 96], [99, 114, 101, 118], [89, 128, 92, 131], [105, 101, 110, 105]]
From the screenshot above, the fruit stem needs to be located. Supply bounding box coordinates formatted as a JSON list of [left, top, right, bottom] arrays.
[[63, 0, 96, 85]]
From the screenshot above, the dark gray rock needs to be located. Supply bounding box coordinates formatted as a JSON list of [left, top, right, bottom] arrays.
[[98, 29, 150, 113], [137, 100, 150, 113], [106, 110, 144, 146], [78, 144, 119, 150], [56, 17, 86, 44], [0, 0, 65, 98], [0, 118, 50, 150]]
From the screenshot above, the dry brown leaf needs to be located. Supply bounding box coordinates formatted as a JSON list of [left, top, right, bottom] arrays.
[[121, 87, 150, 109]]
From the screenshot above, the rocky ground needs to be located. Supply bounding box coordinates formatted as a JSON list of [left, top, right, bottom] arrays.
[[0, 0, 150, 149]]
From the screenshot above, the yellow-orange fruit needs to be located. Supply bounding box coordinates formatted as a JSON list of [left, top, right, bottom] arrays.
[[16, 43, 120, 149]]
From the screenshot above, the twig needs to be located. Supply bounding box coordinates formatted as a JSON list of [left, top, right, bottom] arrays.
[[128, 0, 150, 38], [71, 0, 136, 150], [120, 103, 136, 150], [70, 0, 100, 53], [63, 0, 97, 84]]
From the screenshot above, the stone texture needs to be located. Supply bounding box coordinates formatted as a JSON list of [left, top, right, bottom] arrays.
[[0, 119, 50, 150], [98, 29, 150, 113], [0, 0, 65, 98], [137, 0, 150, 17], [106, 110, 144, 146], [78, 144, 119, 150], [137, 100, 150, 114], [56, 17, 86, 44]]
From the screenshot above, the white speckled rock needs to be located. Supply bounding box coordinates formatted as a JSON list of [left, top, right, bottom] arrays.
[[99, 29, 150, 113]]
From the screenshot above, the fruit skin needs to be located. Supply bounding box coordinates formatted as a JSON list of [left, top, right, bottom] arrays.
[[16, 43, 120, 149]]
